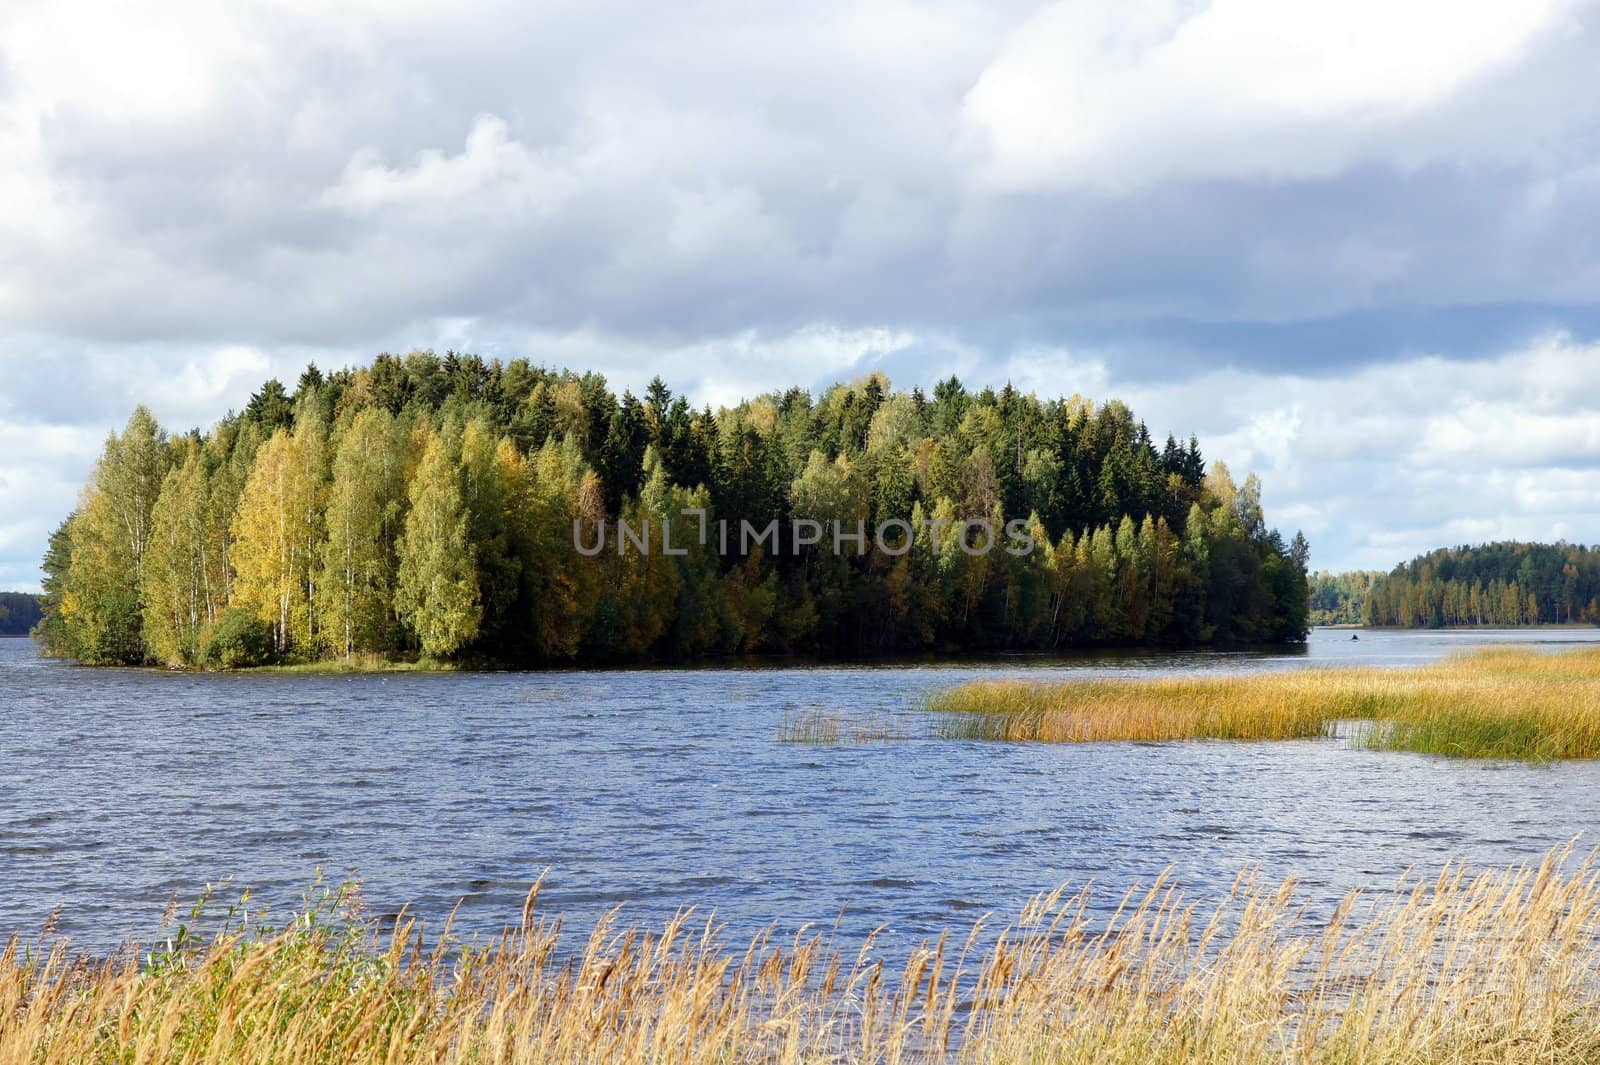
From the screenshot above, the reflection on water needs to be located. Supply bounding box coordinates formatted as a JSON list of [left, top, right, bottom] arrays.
[[3, 627, 1599, 957]]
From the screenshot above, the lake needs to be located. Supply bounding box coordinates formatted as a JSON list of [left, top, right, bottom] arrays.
[[5, 627, 1600, 958]]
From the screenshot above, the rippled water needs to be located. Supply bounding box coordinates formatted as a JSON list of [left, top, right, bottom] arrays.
[[5, 628, 1600, 958]]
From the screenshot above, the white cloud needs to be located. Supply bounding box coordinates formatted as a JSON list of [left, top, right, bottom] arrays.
[[0, 421, 103, 589], [2, 0, 251, 122], [322, 115, 576, 215], [1102, 336, 1600, 572], [1003, 347, 1114, 398], [964, 0, 1578, 190], [418, 323, 919, 410]]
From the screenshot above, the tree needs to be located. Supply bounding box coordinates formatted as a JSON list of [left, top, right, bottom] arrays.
[[141, 451, 216, 665], [319, 408, 404, 657], [789, 450, 869, 536], [244, 379, 294, 433], [96, 406, 170, 589], [231, 427, 320, 657], [395, 430, 481, 657], [459, 417, 526, 650], [0, 593, 43, 637], [34, 518, 78, 657], [1349, 541, 1600, 631], [52, 408, 170, 663], [524, 437, 599, 658]]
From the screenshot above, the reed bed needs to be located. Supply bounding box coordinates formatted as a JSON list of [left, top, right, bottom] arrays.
[[927, 645, 1600, 760], [6, 848, 1600, 1063]]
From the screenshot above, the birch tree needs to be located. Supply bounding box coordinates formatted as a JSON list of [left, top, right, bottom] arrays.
[[395, 431, 480, 657], [319, 408, 404, 657]]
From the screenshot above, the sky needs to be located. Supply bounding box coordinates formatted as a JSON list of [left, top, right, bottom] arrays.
[[3, 0, 1600, 590]]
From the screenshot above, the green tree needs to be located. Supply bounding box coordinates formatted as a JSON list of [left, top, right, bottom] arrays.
[[459, 417, 525, 650], [53, 408, 170, 663], [34, 518, 78, 657]]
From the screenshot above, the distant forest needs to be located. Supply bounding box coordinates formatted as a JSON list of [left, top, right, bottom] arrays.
[[0, 592, 41, 636], [36, 353, 1310, 667], [1321, 543, 1600, 628], [1309, 571, 1383, 626]]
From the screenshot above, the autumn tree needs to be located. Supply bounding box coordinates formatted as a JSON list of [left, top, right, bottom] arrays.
[[231, 427, 321, 657], [319, 408, 405, 657], [395, 430, 481, 657], [141, 450, 217, 665]]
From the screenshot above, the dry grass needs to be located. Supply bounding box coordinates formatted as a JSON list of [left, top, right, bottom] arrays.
[[6, 849, 1600, 1062], [927, 646, 1600, 760]]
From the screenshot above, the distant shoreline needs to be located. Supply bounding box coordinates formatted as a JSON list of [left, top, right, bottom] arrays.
[[1329, 623, 1600, 632], [24, 639, 1326, 675]]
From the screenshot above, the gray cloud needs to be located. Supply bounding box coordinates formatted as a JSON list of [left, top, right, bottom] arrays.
[[3, 0, 1600, 587]]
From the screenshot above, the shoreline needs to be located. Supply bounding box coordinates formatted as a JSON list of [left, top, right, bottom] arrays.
[[45, 639, 1323, 675], [27, 625, 1600, 674]]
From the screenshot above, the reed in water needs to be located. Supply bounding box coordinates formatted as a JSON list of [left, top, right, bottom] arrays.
[[927, 645, 1600, 760]]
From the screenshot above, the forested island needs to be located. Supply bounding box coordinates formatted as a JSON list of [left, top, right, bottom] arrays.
[[34, 353, 1309, 667], [1319, 543, 1600, 628]]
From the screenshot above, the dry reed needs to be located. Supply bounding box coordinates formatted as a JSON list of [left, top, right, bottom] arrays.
[[5, 847, 1600, 1062], [927, 645, 1600, 760]]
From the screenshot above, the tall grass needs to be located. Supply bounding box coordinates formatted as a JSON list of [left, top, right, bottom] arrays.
[[927, 646, 1600, 760], [7, 848, 1600, 1062]]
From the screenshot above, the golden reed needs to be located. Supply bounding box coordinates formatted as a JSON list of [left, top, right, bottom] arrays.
[[928, 646, 1600, 760], [5, 845, 1600, 1062]]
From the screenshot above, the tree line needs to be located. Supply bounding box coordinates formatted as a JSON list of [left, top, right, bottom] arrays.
[[35, 353, 1310, 667], [1308, 571, 1382, 626], [0, 592, 42, 636], [1329, 542, 1600, 628]]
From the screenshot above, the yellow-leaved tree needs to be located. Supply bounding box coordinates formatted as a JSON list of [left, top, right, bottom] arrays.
[[230, 425, 321, 657], [395, 430, 480, 658], [319, 408, 405, 658], [141, 446, 217, 665]]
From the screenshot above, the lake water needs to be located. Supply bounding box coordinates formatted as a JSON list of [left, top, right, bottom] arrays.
[[5, 628, 1600, 958]]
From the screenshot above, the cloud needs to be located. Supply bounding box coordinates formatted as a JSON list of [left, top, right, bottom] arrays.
[[1091, 335, 1600, 572], [964, 0, 1578, 190], [0, 421, 103, 590], [2, 1, 1600, 586], [4, 0, 1598, 347], [443, 323, 920, 410]]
